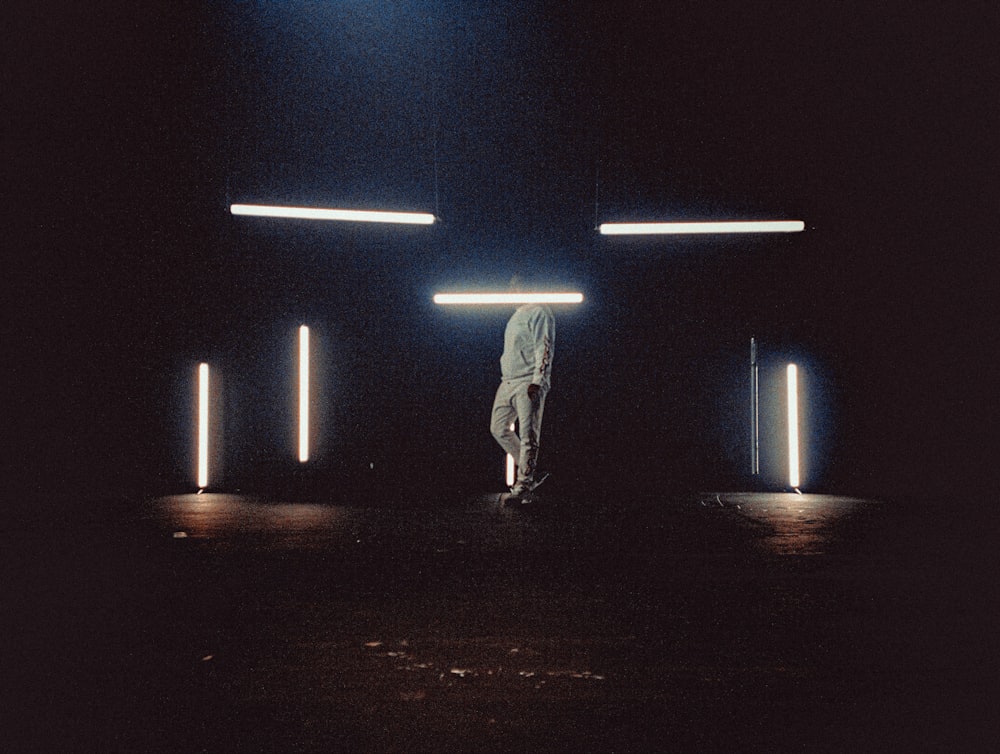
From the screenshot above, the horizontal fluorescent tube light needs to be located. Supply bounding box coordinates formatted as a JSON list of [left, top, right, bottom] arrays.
[[434, 293, 584, 305], [231, 204, 435, 225], [599, 220, 805, 235]]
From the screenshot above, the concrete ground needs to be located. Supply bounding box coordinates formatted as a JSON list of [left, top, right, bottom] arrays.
[[7, 489, 999, 752]]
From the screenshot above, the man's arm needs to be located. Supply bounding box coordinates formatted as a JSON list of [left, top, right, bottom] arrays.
[[529, 307, 555, 393]]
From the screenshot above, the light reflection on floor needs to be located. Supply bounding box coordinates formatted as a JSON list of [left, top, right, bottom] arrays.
[[152, 493, 547, 553], [156, 494, 351, 549], [716, 492, 873, 555], [154, 491, 879, 558]]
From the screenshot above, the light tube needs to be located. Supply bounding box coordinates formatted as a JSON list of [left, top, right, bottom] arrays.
[[506, 422, 516, 487], [434, 292, 584, 305], [298, 326, 310, 463], [198, 363, 209, 489], [751, 337, 760, 476], [787, 364, 800, 489], [599, 220, 805, 235], [230, 204, 435, 225]]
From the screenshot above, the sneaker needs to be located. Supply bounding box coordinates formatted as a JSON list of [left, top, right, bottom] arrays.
[[509, 472, 550, 498]]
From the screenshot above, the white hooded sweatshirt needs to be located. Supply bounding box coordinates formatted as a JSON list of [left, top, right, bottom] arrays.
[[499, 304, 555, 391]]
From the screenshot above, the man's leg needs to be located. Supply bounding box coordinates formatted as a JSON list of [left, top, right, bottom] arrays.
[[490, 381, 521, 459], [513, 384, 546, 491]]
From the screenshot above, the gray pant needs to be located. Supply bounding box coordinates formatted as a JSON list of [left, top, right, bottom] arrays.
[[490, 379, 547, 487]]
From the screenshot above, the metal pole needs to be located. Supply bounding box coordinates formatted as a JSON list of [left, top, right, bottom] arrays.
[[751, 337, 760, 475]]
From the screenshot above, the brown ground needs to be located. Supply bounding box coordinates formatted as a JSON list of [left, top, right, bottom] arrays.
[[8, 491, 998, 752]]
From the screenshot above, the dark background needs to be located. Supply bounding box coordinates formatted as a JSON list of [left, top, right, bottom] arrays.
[[6, 1, 996, 509]]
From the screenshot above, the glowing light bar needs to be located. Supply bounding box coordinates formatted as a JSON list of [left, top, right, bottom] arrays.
[[298, 326, 310, 463], [230, 204, 435, 225], [198, 363, 209, 489], [434, 293, 584, 305], [787, 364, 800, 489], [599, 220, 805, 235], [506, 422, 516, 487], [750, 337, 760, 476]]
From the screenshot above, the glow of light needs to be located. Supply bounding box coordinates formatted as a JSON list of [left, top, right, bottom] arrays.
[[505, 422, 516, 487], [198, 363, 209, 489], [434, 292, 584, 305], [230, 204, 435, 225], [599, 220, 805, 235], [298, 325, 310, 463], [787, 364, 800, 489]]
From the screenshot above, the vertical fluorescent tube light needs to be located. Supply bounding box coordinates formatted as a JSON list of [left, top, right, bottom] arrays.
[[787, 364, 800, 489], [751, 337, 760, 475], [505, 422, 516, 487], [198, 363, 209, 489], [298, 325, 310, 463]]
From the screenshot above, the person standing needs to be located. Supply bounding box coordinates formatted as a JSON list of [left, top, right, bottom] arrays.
[[490, 274, 555, 499]]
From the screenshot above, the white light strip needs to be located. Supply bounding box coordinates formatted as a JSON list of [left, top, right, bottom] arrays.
[[787, 364, 800, 489], [506, 421, 516, 487], [231, 204, 435, 225], [434, 292, 584, 305], [599, 220, 805, 235], [198, 363, 209, 489], [298, 326, 310, 463]]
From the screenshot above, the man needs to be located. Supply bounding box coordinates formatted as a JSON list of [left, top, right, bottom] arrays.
[[490, 273, 555, 500]]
